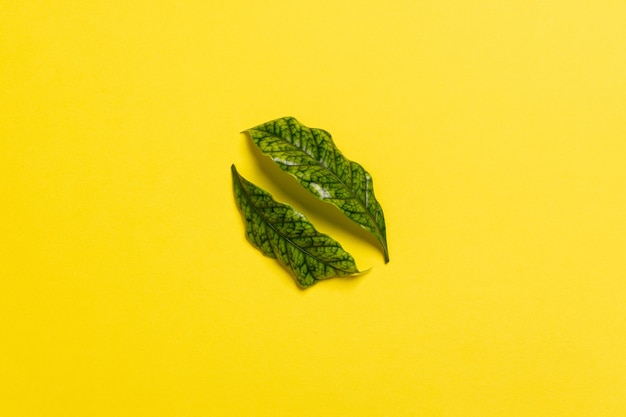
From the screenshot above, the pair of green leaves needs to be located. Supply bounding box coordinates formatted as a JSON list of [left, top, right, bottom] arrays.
[[232, 117, 388, 288]]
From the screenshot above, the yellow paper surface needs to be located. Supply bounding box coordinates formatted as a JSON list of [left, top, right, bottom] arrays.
[[2, 1, 625, 416]]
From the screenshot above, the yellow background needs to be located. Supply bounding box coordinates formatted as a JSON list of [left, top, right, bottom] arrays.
[[2, 1, 625, 416]]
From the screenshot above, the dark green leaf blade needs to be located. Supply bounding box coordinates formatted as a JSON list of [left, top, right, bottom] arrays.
[[244, 117, 389, 262], [231, 164, 360, 288]]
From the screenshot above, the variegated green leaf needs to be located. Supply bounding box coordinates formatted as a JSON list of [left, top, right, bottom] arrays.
[[232, 164, 360, 288], [244, 117, 389, 262]]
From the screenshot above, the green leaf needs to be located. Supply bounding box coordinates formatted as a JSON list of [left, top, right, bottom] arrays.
[[244, 117, 389, 262], [231, 164, 360, 288]]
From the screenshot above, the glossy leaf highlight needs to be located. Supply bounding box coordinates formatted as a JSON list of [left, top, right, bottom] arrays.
[[245, 117, 389, 262], [232, 164, 360, 288]]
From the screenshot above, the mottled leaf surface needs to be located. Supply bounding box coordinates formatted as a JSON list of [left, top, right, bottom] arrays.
[[245, 117, 389, 262], [232, 165, 360, 288]]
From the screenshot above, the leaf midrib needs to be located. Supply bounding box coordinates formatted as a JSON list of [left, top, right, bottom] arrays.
[[234, 169, 356, 275], [261, 131, 388, 258]]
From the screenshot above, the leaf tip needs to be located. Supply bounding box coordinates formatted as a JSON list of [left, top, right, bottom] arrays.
[[357, 266, 373, 276]]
